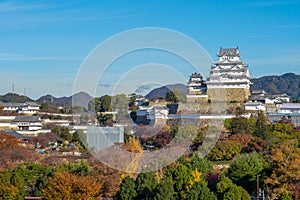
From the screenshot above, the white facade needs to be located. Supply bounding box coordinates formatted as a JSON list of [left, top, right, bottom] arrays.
[[206, 47, 251, 89], [1, 102, 40, 114], [187, 73, 207, 95], [280, 103, 300, 114], [244, 102, 266, 111], [137, 105, 169, 120], [13, 116, 42, 131]]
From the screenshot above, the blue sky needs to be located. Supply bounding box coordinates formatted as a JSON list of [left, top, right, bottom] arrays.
[[0, 0, 300, 99]]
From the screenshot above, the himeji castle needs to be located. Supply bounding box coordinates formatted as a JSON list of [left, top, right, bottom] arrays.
[[206, 47, 251, 102]]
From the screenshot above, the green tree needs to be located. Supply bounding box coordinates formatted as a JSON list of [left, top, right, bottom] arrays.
[[116, 176, 137, 200], [187, 179, 217, 200], [135, 171, 158, 200], [100, 95, 112, 112], [52, 127, 72, 141], [97, 113, 114, 126], [88, 98, 101, 112], [171, 164, 192, 198], [72, 130, 82, 143], [207, 140, 242, 161], [270, 123, 294, 137], [111, 94, 128, 111], [254, 111, 271, 140], [189, 152, 213, 173], [217, 175, 250, 200], [228, 152, 264, 193], [229, 117, 252, 135], [165, 90, 178, 103], [153, 177, 175, 200]]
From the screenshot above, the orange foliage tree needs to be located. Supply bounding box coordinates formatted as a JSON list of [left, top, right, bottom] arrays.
[[42, 172, 103, 200]]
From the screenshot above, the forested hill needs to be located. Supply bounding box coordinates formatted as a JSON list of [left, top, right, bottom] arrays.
[[250, 73, 300, 99], [0, 93, 34, 103]]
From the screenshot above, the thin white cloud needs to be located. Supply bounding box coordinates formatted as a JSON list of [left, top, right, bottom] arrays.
[[0, 54, 83, 61], [0, 1, 49, 12]]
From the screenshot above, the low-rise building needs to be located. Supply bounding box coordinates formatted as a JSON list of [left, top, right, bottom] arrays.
[[13, 116, 42, 131], [249, 90, 290, 104], [137, 105, 169, 120], [280, 103, 300, 114], [244, 102, 266, 112], [1, 102, 40, 114]]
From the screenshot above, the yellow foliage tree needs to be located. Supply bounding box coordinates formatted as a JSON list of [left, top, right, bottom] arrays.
[[120, 136, 143, 181], [264, 140, 300, 199], [186, 168, 202, 191]]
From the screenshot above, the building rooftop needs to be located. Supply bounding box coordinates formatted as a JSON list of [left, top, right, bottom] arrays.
[[0, 101, 39, 107], [13, 116, 41, 123], [217, 47, 240, 57], [282, 103, 300, 109], [0, 131, 28, 140], [190, 73, 202, 79]]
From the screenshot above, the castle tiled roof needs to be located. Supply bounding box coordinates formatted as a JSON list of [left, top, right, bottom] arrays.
[[13, 116, 41, 123], [217, 47, 240, 57]]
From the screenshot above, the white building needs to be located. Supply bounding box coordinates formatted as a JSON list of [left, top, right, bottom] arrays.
[[206, 47, 251, 102], [1, 102, 40, 114], [249, 90, 290, 104], [244, 102, 266, 112], [280, 103, 300, 114], [13, 116, 42, 131], [187, 73, 207, 95], [137, 105, 169, 120]]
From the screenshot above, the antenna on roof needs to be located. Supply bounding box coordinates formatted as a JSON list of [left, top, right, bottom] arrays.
[[12, 83, 15, 93]]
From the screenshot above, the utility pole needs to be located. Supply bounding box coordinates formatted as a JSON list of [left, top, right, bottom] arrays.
[[257, 175, 260, 200]]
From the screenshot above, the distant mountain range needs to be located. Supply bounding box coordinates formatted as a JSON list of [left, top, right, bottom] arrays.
[[1, 73, 300, 107], [146, 73, 300, 99], [250, 73, 300, 99]]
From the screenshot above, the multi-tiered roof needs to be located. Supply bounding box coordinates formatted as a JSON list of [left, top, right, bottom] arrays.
[[206, 47, 251, 88]]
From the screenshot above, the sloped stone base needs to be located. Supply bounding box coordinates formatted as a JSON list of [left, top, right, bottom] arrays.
[[207, 88, 250, 102]]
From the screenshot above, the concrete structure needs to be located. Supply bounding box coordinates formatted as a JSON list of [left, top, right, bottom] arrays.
[[206, 47, 251, 102], [87, 126, 124, 151]]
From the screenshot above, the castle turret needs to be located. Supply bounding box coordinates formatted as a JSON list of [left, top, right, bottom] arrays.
[[188, 73, 207, 95]]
